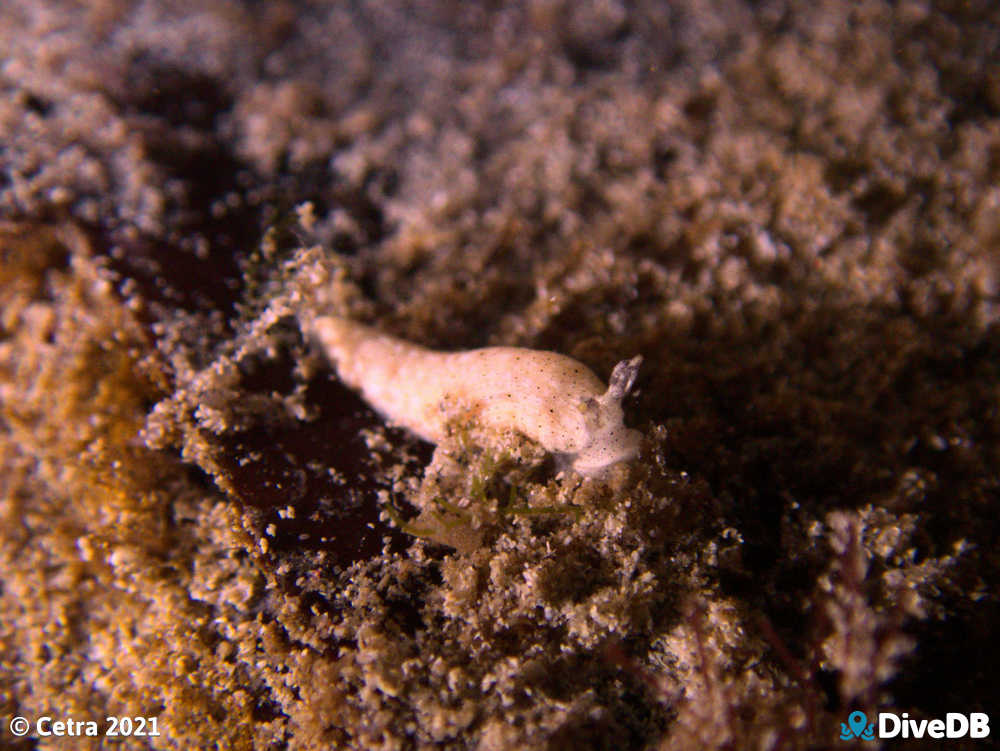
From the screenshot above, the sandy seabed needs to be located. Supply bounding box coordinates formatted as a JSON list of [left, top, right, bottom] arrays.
[[2, 2, 999, 749]]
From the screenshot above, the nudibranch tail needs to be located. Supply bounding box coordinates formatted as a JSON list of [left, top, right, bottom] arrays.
[[306, 316, 643, 476], [308, 315, 452, 443]]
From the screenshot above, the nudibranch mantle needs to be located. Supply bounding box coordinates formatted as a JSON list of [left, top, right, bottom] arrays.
[[308, 317, 642, 475]]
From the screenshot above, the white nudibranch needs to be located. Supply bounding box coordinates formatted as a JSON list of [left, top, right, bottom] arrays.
[[308, 317, 643, 475]]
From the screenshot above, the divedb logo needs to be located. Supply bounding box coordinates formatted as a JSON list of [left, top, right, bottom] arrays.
[[840, 710, 990, 741]]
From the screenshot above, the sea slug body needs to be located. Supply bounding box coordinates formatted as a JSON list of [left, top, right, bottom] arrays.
[[307, 317, 643, 475]]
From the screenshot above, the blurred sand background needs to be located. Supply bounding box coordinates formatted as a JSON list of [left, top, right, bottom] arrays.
[[2, 1, 999, 749]]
